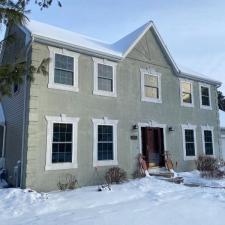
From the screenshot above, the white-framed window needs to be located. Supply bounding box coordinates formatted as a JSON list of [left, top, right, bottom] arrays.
[[140, 68, 162, 103], [180, 79, 194, 107], [92, 118, 118, 166], [199, 83, 212, 110], [201, 126, 214, 156], [92, 57, 117, 97], [182, 124, 197, 160], [48, 46, 80, 92], [45, 115, 79, 170]]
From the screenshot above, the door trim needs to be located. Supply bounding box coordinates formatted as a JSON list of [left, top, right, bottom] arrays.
[[138, 122, 167, 155]]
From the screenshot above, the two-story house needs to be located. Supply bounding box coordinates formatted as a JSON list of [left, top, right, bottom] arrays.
[[0, 20, 222, 191]]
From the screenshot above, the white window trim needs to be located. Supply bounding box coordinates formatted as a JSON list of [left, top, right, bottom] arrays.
[[201, 126, 215, 156], [179, 79, 194, 107], [140, 68, 162, 103], [182, 124, 197, 160], [92, 118, 118, 167], [199, 83, 212, 110], [92, 57, 117, 97], [45, 115, 79, 170], [48, 46, 80, 92]]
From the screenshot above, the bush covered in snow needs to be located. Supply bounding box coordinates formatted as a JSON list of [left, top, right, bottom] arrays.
[[105, 167, 127, 184], [196, 155, 224, 178]]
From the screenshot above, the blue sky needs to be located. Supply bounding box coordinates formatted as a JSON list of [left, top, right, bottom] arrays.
[[5, 0, 225, 124]]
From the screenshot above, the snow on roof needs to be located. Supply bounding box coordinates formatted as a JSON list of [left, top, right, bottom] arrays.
[[178, 65, 221, 85], [25, 20, 221, 85], [26, 20, 122, 57]]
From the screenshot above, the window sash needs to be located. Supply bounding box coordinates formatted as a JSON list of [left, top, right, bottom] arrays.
[[181, 81, 193, 104], [51, 122, 73, 163], [97, 125, 114, 161], [185, 129, 195, 156], [204, 130, 213, 155], [144, 74, 159, 99]]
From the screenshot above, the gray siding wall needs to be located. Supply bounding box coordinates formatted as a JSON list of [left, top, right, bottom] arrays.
[[1, 26, 28, 186], [26, 28, 221, 191]]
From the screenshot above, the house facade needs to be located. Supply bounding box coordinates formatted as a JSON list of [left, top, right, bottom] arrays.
[[0, 20, 222, 191]]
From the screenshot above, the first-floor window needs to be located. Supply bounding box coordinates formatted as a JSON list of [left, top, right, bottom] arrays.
[[52, 123, 73, 163], [92, 118, 118, 166], [182, 125, 197, 160], [45, 116, 79, 170], [202, 127, 214, 155]]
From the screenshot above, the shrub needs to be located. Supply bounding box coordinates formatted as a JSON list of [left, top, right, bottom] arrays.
[[105, 167, 127, 184], [57, 174, 78, 191], [196, 155, 223, 178]]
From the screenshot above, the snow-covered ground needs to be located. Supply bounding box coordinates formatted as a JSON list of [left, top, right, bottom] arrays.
[[1, 172, 225, 225]]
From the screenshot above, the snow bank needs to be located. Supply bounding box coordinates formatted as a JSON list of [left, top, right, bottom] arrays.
[[1, 176, 225, 225]]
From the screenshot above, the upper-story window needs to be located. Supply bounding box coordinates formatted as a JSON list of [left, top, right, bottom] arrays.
[[141, 68, 162, 103], [48, 46, 79, 92], [93, 57, 117, 97], [180, 79, 194, 107], [199, 83, 212, 109]]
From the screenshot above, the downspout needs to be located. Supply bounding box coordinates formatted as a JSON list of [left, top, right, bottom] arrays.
[[20, 37, 33, 188]]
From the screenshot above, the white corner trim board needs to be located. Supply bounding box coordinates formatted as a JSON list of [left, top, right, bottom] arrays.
[[45, 115, 79, 170], [92, 118, 118, 167], [181, 124, 197, 160], [140, 68, 162, 103], [179, 78, 194, 108], [201, 126, 215, 156], [48, 46, 80, 92], [92, 57, 117, 97], [199, 83, 212, 110]]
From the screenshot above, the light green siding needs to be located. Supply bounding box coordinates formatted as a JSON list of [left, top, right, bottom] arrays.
[[23, 28, 221, 191]]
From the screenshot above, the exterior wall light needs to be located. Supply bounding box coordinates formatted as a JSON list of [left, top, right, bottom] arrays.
[[168, 126, 175, 132], [132, 124, 138, 130]]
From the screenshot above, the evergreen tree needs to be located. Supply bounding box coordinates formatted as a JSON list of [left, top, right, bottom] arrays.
[[218, 91, 225, 111], [0, 0, 60, 97]]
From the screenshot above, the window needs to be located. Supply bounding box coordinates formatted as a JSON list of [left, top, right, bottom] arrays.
[[48, 46, 79, 92], [199, 83, 211, 109], [182, 125, 197, 160], [93, 57, 117, 97], [54, 54, 74, 85], [141, 68, 162, 103], [92, 118, 118, 166], [45, 115, 79, 170], [201, 126, 214, 156], [180, 79, 194, 107]]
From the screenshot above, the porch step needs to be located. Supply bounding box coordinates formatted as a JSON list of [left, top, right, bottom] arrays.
[[148, 167, 174, 178]]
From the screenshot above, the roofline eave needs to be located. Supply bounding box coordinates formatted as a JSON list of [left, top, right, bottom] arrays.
[[32, 34, 123, 62]]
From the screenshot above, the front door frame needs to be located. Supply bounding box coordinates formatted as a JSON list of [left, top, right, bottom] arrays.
[[138, 122, 167, 156]]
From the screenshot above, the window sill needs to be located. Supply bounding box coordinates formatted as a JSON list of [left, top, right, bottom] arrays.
[[184, 156, 197, 161], [141, 97, 162, 104], [48, 83, 79, 92], [45, 162, 78, 171], [181, 103, 194, 108], [93, 160, 118, 167], [200, 105, 212, 110], [93, 90, 117, 97]]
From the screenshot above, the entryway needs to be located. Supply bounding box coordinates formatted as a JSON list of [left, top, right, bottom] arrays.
[[141, 127, 165, 168]]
